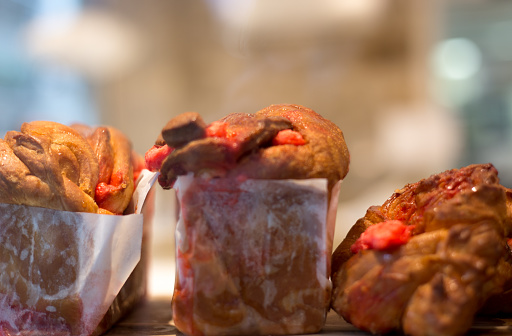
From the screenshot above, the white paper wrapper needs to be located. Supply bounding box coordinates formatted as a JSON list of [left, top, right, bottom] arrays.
[[172, 175, 341, 336], [0, 169, 158, 336]]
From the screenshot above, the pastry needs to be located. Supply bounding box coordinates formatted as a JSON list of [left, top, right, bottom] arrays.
[[331, 163, 512, 336], [0, 121, 138, 215], [0, 120, 149, 335], [146, 103, 350, 335]]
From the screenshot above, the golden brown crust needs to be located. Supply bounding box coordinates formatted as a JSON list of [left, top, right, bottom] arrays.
[[243, 104, 350, 189], [0, 121, 136, 215], [22, 121, 99, 198], [0, 121, 99, 213]]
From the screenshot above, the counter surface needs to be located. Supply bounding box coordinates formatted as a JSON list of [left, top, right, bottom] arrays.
[[104, 297, 512, 335]]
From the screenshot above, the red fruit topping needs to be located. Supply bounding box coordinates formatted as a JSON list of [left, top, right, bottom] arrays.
[[272, 129, 306, 146], [351, 220, 415, 254], [145, 144, 174, 172]]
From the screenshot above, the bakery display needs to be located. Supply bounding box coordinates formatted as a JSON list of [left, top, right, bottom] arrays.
[[146, 103, 350, 335], [331, 163, 512, 336], [0, 120, 154, 336]]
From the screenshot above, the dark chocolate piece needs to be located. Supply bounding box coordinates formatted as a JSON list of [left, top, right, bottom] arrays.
[[161, 112, 206, 148]]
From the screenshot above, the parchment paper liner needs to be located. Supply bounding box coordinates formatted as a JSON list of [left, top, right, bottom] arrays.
[[0, 169, 158, 336], [172, 175, 341, 335]]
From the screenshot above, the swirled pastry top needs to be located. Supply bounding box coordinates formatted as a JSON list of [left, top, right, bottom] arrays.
[[145, 104, 350, 190]]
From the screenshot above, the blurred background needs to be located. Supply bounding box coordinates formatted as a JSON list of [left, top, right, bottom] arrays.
[[1, 0, 512, 297]]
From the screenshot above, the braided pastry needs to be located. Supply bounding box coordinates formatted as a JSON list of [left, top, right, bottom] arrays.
[[0, 120, 143, 335], [330, 164, 512, 336], [0, 121, 99, 213], [0, 121, 137, 215]]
